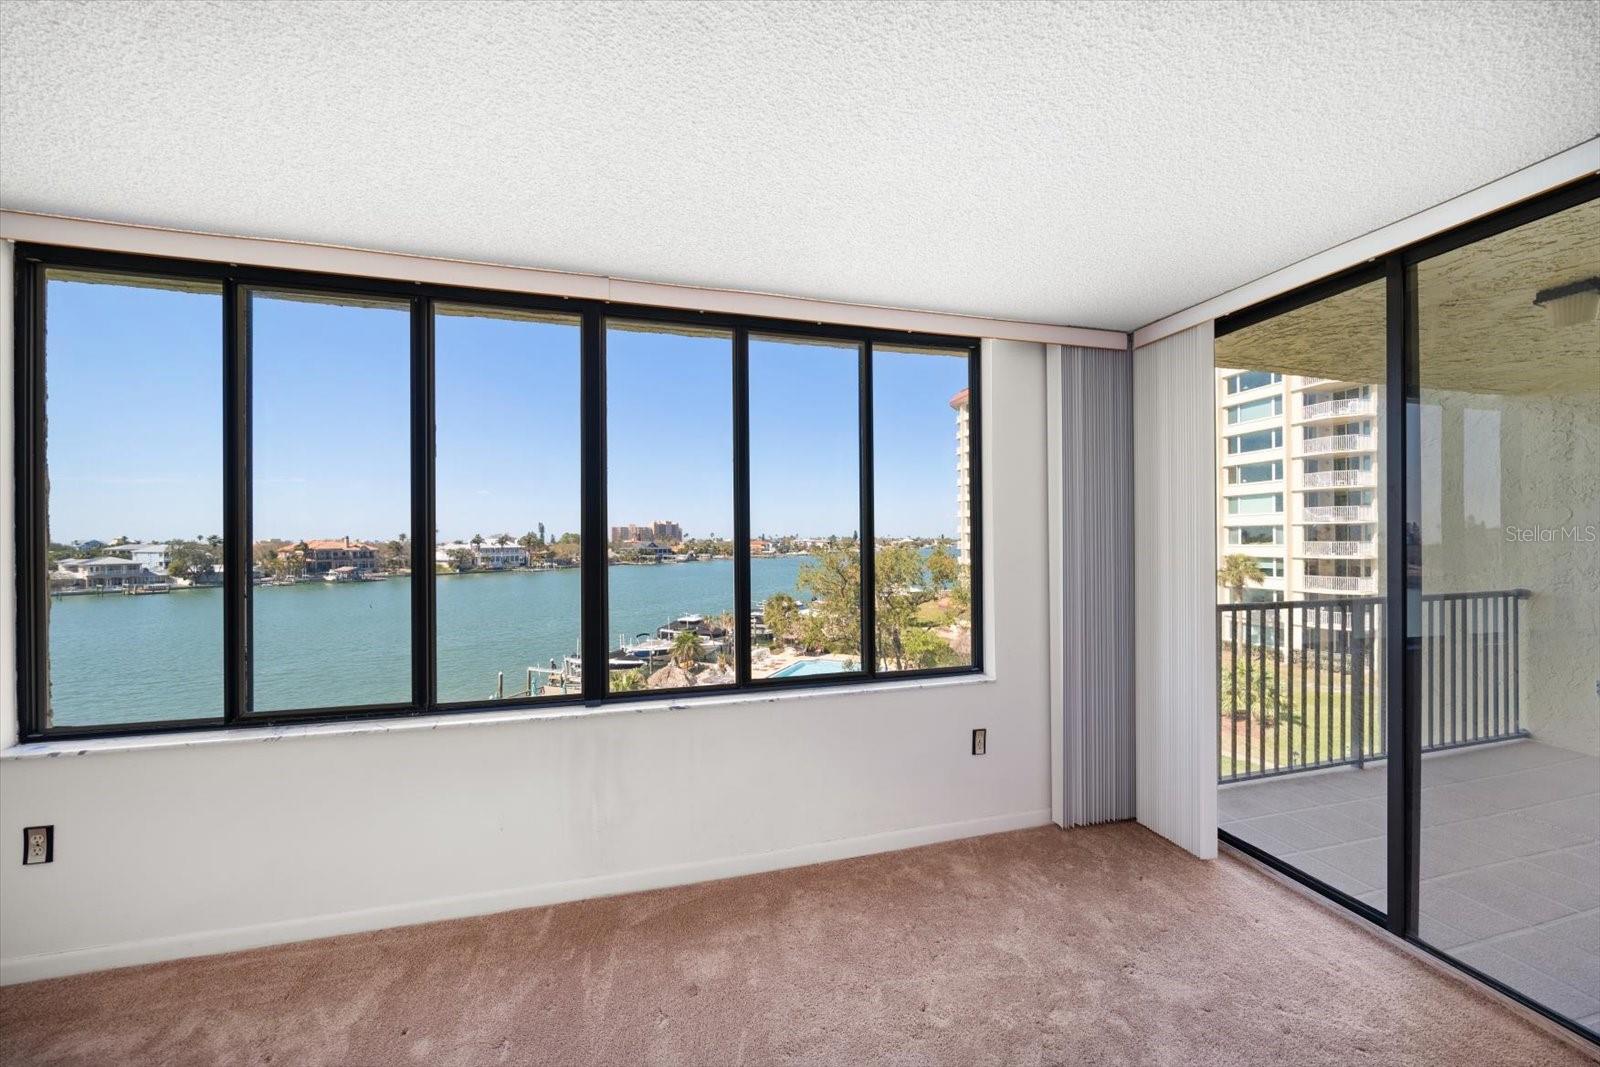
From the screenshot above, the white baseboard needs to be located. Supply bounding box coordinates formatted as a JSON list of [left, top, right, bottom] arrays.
[[1, 808, 1052, 986]]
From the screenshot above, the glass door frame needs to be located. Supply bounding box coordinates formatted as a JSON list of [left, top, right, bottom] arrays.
[[1217, 174, 1600, 1045]]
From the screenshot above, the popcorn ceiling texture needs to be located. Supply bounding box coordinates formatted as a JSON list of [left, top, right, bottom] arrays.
[[1, 0, 1597, 331]]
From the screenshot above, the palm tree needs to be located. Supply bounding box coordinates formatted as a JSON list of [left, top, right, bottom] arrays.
[[1217, 554, 1266, 603], [671, 627, 702, 667], [612, 669, 646, 692]]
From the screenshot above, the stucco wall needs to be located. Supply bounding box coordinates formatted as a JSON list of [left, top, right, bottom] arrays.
[[1421, 387, 1599, 757]]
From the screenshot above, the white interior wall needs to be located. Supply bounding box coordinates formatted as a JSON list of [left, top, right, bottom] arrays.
[[1133, 323, 1218, 859], [0, 286, 1058, 983]]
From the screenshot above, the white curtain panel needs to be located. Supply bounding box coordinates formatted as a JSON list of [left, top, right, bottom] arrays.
[[1050, 345, 1136, 827], [1133, 322, 1218, 859]]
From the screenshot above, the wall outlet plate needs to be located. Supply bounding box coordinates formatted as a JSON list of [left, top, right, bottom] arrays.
[[24, 826, 53, 865], [972, 728, 986, 756]]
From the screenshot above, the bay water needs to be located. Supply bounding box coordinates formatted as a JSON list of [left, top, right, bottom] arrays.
[[47, 556, 815, 725]]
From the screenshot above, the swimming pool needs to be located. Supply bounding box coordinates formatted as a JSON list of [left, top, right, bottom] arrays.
[[769, 658, 857, 678]]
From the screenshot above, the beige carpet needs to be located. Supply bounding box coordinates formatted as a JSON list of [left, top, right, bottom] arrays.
[[0, 823, 1589, 1066]]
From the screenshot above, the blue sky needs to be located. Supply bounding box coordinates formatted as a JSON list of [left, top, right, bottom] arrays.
[[46, 276, 967, 543]]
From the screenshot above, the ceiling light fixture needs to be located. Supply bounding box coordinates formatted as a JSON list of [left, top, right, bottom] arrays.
[[1532, 277, 1600, 328]]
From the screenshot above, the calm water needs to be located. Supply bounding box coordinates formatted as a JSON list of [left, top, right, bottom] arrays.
[[47, 557, 815, 726]]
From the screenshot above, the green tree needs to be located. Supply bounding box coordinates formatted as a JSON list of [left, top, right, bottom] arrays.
[[379, 532, 409, 572], [1219, 665, 1293, 727], [926, 543, 959, 592], [447, 548, 476, 572], [1217, 554, 1266, 603], [875, 543, 933, 670], [611, 669, 646, 692], [901, 625, 961, 670], [795, 545, 861, 655], [763, 592, 801, 645], [165, 540, 219, 582], [671, 628, 702, 667]]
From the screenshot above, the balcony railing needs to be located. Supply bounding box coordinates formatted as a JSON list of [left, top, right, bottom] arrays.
[[1218, 589, 1530, 783], [1295, 434, 1372, 457], [1298, 504, 1375, 523], [1298, 539, 1376, 558], [1297, 469, 1374, 490], [1300, 573, 1378, 594], [1300, 397, 1374, 420]]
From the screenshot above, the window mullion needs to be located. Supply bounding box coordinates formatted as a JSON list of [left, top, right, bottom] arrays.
[[579, 310, 608, 703], [17, 255, 49, 737], [967, 342, 983, 673], [222, 278, 251, 723], [859, 340, 876, 678], [733, 327, 752, 687], [410, 296, 437, 710]]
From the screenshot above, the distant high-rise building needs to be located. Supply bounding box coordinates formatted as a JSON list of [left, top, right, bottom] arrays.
[[1215, 370, 1383, 624], [610, 521, 682, 545], [950, 388, 971, 568]]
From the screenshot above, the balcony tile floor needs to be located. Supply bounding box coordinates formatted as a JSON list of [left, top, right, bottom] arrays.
[[1221, 740, 1600, 1033]]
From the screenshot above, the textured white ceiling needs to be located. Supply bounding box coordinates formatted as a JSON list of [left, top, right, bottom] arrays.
[[2, 1, 1597, 331]]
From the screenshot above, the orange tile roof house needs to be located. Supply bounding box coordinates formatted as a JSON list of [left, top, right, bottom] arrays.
[[276, 537, 380, 575]]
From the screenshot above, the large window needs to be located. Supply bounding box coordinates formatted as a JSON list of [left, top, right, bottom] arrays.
[[38, 270, 224, 729], [605, 321, 735, 693], [748, 335, 863, 680], [434, 305, 582, 704], [873, 344, 977, 672], [14, 248, 982, 738], [248, 290, 413, 714]]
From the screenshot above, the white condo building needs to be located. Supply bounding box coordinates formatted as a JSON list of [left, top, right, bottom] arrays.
[[951, 387, 971, 568], [1215, 370, 1384, 606]]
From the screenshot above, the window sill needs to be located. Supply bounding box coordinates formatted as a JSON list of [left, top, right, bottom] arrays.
[[1, 671, 995, 761]]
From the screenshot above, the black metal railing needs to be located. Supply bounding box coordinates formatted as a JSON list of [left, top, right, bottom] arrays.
[[1218, 589, 1529, 783]]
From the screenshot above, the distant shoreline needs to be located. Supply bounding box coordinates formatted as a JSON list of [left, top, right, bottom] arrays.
[[51, 555, 817, 598]]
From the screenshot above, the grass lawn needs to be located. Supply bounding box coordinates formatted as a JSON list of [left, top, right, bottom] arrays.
[[1218, 647, 1384, 775]]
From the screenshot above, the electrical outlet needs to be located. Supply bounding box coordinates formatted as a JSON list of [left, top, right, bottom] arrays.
[[24, 826, 53, 865], [971, 728, 986, 756]]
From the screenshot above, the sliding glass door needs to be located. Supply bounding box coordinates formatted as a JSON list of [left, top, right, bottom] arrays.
[[1411, 194, 1600, 1034], [1214, 276, 1391, 914], [1217, 177, 1598, 1040]]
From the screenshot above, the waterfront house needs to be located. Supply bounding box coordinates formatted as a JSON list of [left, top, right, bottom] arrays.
[[279, 537, 379, 576], [436, 541, 530, 570], [470, 542, 530, 570], [50, 557, 158, 591], [108, 542, 172, 575]]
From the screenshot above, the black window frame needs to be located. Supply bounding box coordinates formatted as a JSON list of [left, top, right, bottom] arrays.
[[1214, 173, 1600, 1046], [12, 243, 984, 742]]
